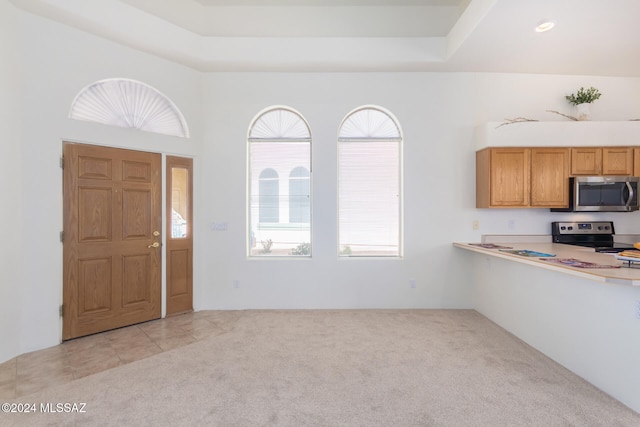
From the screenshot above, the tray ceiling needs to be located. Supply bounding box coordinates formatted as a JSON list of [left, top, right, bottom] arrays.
[[9, 0, 640, 76]]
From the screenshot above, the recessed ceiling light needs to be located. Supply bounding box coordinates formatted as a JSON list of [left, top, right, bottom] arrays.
[[535, 20, 556, 33]]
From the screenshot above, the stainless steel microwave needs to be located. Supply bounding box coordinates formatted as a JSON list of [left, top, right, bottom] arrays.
[[551, 176, 640, 212]]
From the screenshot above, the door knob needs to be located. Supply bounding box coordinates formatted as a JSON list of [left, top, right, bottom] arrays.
[[147, 242, 160, 248]]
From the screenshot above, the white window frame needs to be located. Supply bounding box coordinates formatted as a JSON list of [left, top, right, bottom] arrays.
[[247, 106, 312, 257], [337, 105, 403, 258]]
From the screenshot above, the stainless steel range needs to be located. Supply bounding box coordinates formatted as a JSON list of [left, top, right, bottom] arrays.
[[551, 221, 635, 253]]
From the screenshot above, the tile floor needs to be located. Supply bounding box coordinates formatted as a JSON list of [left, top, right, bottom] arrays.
[[0, 311, 235, 400]]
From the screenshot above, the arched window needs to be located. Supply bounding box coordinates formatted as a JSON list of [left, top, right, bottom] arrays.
[[259, 169, 279, 223], [69, 78, 189, 138], [289, 167, 310, 224], [248, 107, 312, 257], [338, 106, 402, 257]]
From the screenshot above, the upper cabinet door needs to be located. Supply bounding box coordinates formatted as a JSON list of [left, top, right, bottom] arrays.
[[571, 147, 602, 175], [602, 147, 634, 175], [530, 148, 570, 208], [489, 148, 530, 207]]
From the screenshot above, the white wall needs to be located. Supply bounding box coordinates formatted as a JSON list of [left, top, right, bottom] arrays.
[[201, 72, 476, 310], [5, 2, 640, 363], [199, 72, 640, 310], [0, 0, 23, 364]]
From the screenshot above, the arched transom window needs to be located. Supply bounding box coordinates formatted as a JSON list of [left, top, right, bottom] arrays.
[[69, 78, 190, 138]]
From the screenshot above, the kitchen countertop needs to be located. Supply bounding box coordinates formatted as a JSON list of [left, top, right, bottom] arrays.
[[454, 241, 640, 287]]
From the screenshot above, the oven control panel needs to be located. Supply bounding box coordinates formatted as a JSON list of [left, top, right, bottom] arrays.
[[551, 221, 614, 235]]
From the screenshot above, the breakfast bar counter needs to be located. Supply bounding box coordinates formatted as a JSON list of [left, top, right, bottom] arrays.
[[453, 242, 640, 286], [455, 239, 640, 414]]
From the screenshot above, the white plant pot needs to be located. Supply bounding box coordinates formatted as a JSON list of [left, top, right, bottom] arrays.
[[576, 103, 591, 121]]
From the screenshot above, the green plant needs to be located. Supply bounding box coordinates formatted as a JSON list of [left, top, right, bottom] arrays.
[[260, 239, 273, 254], [290, 242, 311, 256], [565, 86, 602, 105], [340, 245, 352, 256]]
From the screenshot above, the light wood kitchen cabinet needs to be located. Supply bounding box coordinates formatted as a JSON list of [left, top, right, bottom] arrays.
[[530, 148, 570, 207], [477, 145, 640, 209], [477, 148, 530, 208], [571, 147, 633, 176], [602, 147, 634, 175], [477, 147, 569, 208], [570, 147, 601, 175]]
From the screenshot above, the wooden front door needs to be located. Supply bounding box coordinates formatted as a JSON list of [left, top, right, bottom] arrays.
[[63, 143, 162, 340], [166, 156, 193, 315]]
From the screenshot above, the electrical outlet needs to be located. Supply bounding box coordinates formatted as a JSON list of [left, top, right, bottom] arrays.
[[635, 300, 640, 319], [472, 220, 479, 230], [409, 279, 416, 288], [233, 280, 240, 289]]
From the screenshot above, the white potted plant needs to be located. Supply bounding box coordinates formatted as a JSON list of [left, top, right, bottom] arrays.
[[565, 86, 602, 121]]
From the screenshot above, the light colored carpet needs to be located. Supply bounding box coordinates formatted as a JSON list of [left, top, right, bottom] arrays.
[[2, 309, 639, 426]]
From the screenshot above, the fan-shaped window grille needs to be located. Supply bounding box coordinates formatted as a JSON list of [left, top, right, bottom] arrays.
[[69, 78, 190, 138], [249, 108, 311, 142], [338, 107, 401, 142], [248, 106, 312, 257], [338, 106, 403, 257]]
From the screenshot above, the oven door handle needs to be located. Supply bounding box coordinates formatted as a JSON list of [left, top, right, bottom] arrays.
[[625, 181, 634, 210]]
